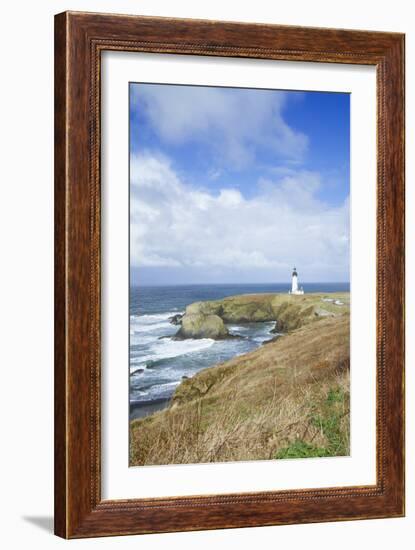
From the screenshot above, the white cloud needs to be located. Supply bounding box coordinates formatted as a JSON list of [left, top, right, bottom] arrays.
[[130, 153, 349, 282], [131, 85, 308, 168]]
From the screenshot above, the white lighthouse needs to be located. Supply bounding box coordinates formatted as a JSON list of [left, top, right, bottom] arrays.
[[289, 267, 304, 295]]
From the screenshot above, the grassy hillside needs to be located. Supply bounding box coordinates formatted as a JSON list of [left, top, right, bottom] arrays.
[[130, 296, 350, 466]]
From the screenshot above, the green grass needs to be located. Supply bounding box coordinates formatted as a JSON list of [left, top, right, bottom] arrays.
[[273, 385, 349, 460], [274, 440, 328, 459], [326, 387, 344, 405]]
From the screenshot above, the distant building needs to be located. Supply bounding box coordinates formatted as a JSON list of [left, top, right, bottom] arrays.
[[289, 267, 304, 295]]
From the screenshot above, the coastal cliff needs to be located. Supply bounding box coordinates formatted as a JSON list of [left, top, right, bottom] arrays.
[[174, 292, 349, 338], [130, 293, 350, 466]]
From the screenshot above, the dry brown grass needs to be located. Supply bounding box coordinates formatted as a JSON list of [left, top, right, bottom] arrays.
[[130, 313, 350, 466]]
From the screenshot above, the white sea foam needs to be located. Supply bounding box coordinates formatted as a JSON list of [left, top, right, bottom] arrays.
[[130, 359, 148, 366], [135, 389, 149, 396], [155, 381, 180, 390], [130, 312, 183, 335], [131, 312, 181, 323], [130, 334, 159, 347], [137, 338, 215, 364], [130, 322, 170, 334]]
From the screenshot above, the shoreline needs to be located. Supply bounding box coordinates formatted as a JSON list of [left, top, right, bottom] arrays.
[[130, 311, 351, 465], [130, 291, 351, 425], [130, 398, 171, 420]]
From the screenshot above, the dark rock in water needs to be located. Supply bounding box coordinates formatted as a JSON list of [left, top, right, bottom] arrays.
[[227, 333, 245, 340], [270, 321, 280, 334], [182, 375, 189, 380], [169, 313, 183, 326], [130, 368, 144, 376]]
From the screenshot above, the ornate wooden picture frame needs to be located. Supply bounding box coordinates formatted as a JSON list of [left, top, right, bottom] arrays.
[[54, 11, 405, 538]]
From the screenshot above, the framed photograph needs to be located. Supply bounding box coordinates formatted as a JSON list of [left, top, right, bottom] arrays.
[[54, 11, 405, 538]]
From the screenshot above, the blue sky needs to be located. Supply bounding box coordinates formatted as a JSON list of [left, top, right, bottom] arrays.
[[129, 83, 350, 285]]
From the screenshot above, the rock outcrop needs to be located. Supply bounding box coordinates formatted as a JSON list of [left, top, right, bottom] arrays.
[[174, 293, 350, 340], [183, 293, 349, 333], [174, 313, 230, 340], [169, 313, 183, 326]]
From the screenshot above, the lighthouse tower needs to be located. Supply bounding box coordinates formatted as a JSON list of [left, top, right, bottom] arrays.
[[289, 267, 304, 295]]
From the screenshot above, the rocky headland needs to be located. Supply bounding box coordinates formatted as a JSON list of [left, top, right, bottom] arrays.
[[172, 292, 349, 339]]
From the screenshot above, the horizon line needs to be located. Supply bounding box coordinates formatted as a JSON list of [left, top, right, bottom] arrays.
[[130, 281, 350, 288]]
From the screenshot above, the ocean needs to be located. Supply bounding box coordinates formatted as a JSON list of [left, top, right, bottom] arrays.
[[129, 283, 349, 419]]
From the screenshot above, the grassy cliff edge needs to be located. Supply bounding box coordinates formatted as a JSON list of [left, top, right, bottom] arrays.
[[130, 293, 350, 466]]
